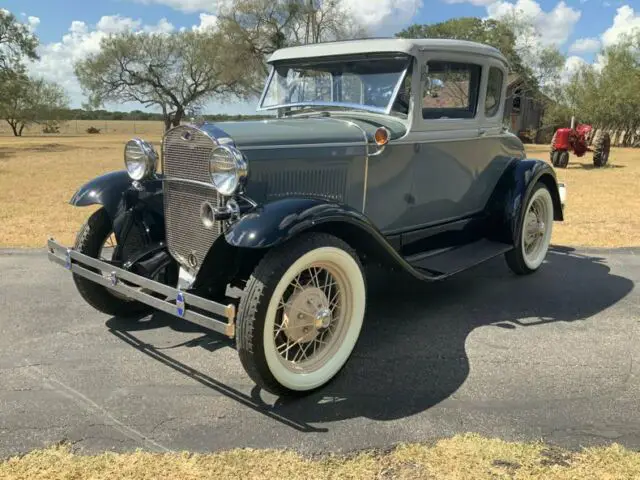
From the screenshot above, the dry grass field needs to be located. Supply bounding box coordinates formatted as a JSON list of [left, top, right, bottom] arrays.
[[0, 124, 638, 248], [2, 434, 640, 479]]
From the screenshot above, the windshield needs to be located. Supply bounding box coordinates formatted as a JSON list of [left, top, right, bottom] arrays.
[[258, 54, 411, 115]]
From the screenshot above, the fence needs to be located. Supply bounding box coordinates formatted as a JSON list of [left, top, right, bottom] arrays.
[[0, 119, 166, 137]]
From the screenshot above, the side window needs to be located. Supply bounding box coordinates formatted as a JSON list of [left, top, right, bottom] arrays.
[[422, 61, 482, 120], [485, 67, 503, 117]]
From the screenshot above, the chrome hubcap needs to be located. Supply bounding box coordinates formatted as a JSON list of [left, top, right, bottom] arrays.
[[274, 265, 346, 372]]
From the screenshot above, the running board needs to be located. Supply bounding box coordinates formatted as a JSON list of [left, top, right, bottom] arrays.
[[406, 239, 513, 279]]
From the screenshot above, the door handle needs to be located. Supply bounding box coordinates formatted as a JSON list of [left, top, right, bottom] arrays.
[[478, 128, 487, 136]]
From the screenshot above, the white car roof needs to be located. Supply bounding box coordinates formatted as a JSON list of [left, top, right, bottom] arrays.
[[267, 38, 508, 64]]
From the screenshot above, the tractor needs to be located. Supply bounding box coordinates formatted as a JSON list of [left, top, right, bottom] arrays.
[[550, 118, 611, 168]]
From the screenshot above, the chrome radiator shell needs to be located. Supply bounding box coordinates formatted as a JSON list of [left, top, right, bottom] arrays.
[[161, 126, 224, 272]]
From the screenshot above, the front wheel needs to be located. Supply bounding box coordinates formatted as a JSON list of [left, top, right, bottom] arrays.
[[72, 208, 151, 318], [505, 182, 555, 275], [236, 233, 366, 396]]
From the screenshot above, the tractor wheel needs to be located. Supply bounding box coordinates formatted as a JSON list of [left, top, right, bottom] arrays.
[[592, 131, 611, 167], [557, 150, 569, 168]]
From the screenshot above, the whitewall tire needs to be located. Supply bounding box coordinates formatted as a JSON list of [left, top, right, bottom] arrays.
[[236, 233, 366, 396], [505, 182, 555, 275]]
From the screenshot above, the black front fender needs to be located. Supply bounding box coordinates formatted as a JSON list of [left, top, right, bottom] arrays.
[[69, 170, 165, 244], [223, 197, 429, 278], [486, 158, 564, 245], [224, 198, 378, 249], [69, 170, 133, 219]]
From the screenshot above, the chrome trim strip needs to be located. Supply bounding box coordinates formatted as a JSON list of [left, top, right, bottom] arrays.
[[363, 155, 369, 212], [389, 133, 505, 146], [325, 118, 370, 212], [163, 177, 217, 190], [46, 238, 236, 337]]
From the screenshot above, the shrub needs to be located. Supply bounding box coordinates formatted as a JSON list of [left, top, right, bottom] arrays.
[[86, 126, 101, 134], [41, 120, 61, 134]]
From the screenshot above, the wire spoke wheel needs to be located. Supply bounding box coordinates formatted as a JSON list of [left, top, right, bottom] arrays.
[[273, 262, 350, 374], [505, 182, 555, 275], [236, 233, 366, 395]]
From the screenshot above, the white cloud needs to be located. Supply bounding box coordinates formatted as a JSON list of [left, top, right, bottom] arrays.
[[601, 5, 640, 47], [486, 0, 581, 46], [561, 55, 588, 81], [95, 15, 142, 33], [343, 0, 423, 34], [26, 15, 175, 108], [26, 16, 40, 31], [132, 0, 217, 13], [192, 13, 218, 32], [569, 37, 601, 53]]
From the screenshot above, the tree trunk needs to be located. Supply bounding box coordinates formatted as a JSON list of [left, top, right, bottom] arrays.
[[7, 120, 19, 137], [172, 108, 184, 128], [163, 115, 172, 132], [18, 123, 25, 136]]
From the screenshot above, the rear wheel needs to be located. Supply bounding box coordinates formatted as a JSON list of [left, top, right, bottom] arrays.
[[557, 150, 569, 168], [592, 130, 611, 167], [505, 182, 554, 275], [72, 208, 151, 317], [236, 233, 366, 396]]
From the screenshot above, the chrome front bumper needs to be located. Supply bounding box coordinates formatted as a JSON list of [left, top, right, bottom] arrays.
[[46, 238, 236, 337]]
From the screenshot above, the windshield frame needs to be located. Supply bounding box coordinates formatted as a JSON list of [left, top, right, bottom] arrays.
[[256, 53, 412, 116]]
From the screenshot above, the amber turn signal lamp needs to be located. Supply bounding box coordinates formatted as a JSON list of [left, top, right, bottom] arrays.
[[374, 127, 389, 146]]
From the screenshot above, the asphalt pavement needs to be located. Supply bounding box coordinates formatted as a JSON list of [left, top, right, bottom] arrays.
[[0, 245, 638, 458]]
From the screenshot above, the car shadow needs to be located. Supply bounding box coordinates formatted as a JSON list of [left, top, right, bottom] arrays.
[[106, 245, 634, 429]]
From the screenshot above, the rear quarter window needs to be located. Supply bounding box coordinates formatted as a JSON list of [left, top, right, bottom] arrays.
[[485, 67, 504, 118]]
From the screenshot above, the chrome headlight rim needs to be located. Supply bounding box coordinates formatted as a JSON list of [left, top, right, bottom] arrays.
[[209, 145, 248, 196], [124, 138, 158, 181]]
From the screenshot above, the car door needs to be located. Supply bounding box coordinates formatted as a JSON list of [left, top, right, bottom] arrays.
[[399, 56, 517, 255], [404, 59, 486, 229]]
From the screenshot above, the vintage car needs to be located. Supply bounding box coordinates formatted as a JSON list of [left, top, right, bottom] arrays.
[[47, 38, 566, 396]]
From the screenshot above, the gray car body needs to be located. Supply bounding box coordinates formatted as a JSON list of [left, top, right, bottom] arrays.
[[213, 40, 530, 252], [69, 39, 562, 282]]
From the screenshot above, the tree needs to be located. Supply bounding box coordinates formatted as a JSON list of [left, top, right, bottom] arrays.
[[0, 74, 69, 136], [396, 18, 528, 77], [74, 30, 257, 131], [396, 16, 566, 100], [216, 0, 366, 86], [555, 32, 640, 144], [0, 9, 39, 74]]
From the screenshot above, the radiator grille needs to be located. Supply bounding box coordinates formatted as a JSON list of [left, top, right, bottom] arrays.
[[162, 126, 222, 271]]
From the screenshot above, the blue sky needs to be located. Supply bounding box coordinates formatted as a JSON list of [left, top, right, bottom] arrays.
[[2, 0, 638, 114]]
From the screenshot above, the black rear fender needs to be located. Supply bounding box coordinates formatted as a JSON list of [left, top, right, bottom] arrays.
[[485, 158, 563, 245]]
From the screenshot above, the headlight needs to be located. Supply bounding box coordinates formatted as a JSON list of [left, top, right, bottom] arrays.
[[209, 145, 247, 196], [124, 138, 158, 181]]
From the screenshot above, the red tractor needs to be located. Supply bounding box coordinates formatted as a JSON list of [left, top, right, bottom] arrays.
[[550, 118, 611, 168]]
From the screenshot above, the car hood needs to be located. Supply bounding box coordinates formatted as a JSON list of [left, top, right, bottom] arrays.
[[211, 117, 368, 149], [210, 115, 408, 150]]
